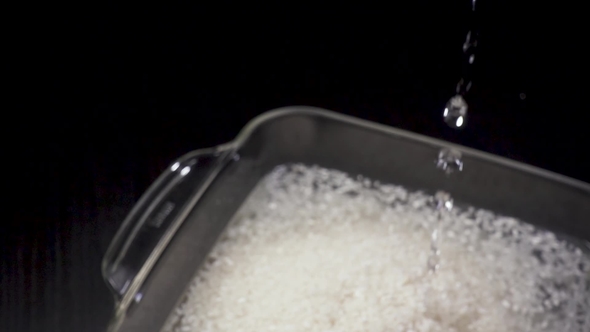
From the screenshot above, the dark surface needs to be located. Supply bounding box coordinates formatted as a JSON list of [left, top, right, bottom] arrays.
[[3, 1, 589, 332]]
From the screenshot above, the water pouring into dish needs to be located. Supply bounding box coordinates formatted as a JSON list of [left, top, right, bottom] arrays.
[[102, 1, 590, 330], [429, 0, 479, 275]]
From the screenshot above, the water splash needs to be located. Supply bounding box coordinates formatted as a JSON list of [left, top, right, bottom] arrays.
[[428, 148, 463, 274], [427, 191, 454, 274]]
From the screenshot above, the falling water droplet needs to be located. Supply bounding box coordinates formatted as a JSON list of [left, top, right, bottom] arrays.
[[436, 148, 463, 175], [463, 31, 478, 54], [444, 19, 479, 130], [443, 95, 468, 129]]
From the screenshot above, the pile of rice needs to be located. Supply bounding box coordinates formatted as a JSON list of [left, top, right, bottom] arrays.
[[163, 164, 590, 332]]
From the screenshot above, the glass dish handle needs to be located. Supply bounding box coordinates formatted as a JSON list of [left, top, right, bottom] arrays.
[[101, 144, 234, 311]]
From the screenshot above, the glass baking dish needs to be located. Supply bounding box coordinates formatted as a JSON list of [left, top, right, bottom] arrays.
[[101, 106, 590, 332]]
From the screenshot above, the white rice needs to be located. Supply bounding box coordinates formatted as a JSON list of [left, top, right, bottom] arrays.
[[163, 164, 590, 332]]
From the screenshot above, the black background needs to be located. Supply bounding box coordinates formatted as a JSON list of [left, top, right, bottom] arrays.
[[3, 1, 589, 332]]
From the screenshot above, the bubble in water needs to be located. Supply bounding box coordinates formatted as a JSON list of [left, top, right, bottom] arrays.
[[436, 148, 463, 175], [443, 95, 468, 129]]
